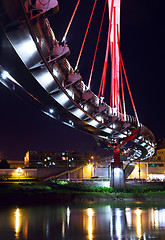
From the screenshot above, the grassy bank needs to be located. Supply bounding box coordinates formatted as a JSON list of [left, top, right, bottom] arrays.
[[0, 181, 165, 205]]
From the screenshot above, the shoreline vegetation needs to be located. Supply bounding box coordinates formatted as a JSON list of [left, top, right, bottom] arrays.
[[1, 181, 165, 206]]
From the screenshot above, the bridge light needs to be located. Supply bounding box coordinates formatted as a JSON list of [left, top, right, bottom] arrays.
[[54, 92, 70, 106], [38, 71, 54, 89], [53, 69, 58, 77], [69, 120, 74, 126], [84, 105, 88, 112], [141, 142, 146, 147], [20, 39, 37, 55], [49, 108, 54, 114], [88, 119, 99, 127], [103, 128, 113, 134], [96, 116, 102, 122], [66, 89, 74, 99], [1, 70, 9, 80], [71, 108, 85, 118]]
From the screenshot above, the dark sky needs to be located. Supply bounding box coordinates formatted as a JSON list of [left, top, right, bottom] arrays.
[[0, 0, 165, 160]]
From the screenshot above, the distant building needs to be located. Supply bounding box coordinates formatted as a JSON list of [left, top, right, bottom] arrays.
[[157, 148, 165, 161], [24, 150, 84, 168], [7, 160, 25, 169]]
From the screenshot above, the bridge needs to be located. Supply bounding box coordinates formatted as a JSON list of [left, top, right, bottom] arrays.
[[0, 0, 156, 187]]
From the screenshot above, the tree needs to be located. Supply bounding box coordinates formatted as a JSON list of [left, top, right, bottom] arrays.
[[0, 159, 10, 169]]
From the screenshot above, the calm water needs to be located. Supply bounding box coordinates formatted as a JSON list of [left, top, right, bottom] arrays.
[[0, 202, 165, 240]]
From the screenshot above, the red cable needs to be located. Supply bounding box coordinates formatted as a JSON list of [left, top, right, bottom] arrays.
[[62, 0, 81, 42], [75, 0, 98, 70], [121, 55, 136, 114], [119, 55, 126, 115], [117, 24, 126, 119], [98, 68, 105, 98], [98, 0, 114, 98], [113, 7, 117, 108], [119, 94, 124, 120], [110, 42, 113, 106], [118, 41, 139, 122], [87, 0, 107, 89], [101, 47, 109, 97]]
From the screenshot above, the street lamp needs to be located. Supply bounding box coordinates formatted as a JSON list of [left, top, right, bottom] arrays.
[[16, 167, 22, 183]]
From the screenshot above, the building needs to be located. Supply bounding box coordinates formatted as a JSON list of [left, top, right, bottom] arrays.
[[8, 160, 25, 169], [24, 150, 84, 168], [129, 148, 165, 181], [157, 148, 165, 161], [0, 160, 25, 169], [23, 147, 165, 181]]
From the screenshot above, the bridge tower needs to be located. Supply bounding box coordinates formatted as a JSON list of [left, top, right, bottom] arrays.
[[108, 0, 125, 187]]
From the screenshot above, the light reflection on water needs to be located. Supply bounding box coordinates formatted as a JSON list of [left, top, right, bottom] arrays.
[[15, 208, 21, 238], [0, 203, 165, 239]]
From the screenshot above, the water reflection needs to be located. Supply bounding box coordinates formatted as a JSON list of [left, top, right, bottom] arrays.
[[15, 208, 21, 238], [86, 208, 94, 240], [66, 206, 70, 228], [0, 203, 165, 239], [135, 208, 142, 239], [125, 207, 132, 228]]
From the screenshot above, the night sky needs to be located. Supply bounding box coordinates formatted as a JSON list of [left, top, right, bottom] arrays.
[[0, 0, 165, 160]]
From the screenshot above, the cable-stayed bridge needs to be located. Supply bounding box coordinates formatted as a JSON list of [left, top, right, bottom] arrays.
[[0, 0, 156, 186]]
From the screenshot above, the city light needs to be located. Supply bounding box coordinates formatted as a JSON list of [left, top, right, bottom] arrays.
[[16, 167, 23, 183], [87, 164, 93, 170]]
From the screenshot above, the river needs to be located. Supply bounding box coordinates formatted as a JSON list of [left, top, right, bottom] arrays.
[[0, 201, 165, 239]]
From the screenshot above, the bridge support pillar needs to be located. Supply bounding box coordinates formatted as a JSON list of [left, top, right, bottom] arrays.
[[110, 149, 125, 188]]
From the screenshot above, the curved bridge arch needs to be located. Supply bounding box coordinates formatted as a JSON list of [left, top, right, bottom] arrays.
[[0, 0, 156, 163]]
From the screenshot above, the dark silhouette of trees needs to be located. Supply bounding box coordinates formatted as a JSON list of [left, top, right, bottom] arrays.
[[157, 138, 165, 149], [0, 159, 10, 169]]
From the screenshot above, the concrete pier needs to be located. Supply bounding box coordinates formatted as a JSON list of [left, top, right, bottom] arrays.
[[110, 149, 125, 187], [110, 162, 125, 187]]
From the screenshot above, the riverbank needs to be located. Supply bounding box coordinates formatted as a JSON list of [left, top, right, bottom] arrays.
[[0, 181, 165, 206]]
